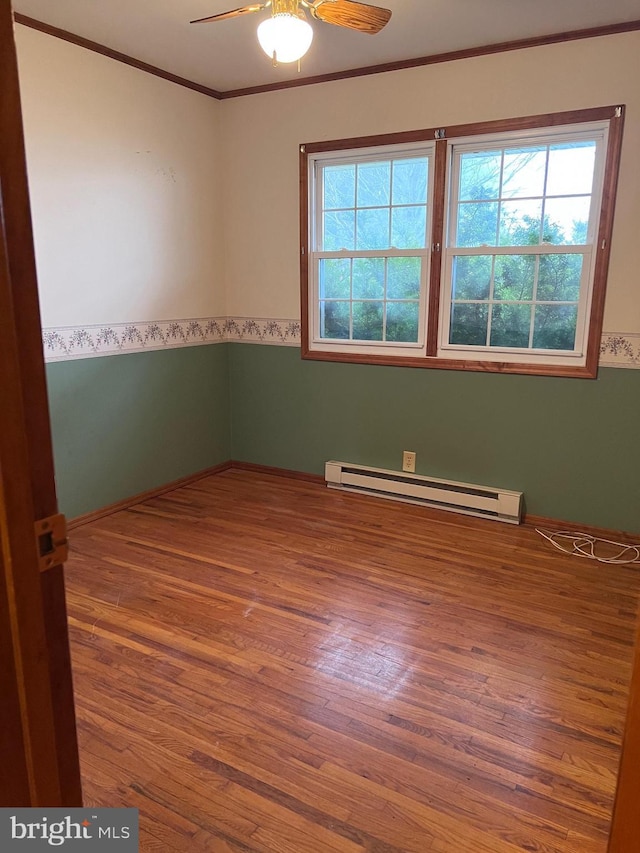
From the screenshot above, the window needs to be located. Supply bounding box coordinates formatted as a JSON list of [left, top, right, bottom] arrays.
[[301, 106, 624, 377], [311, 145, 433, 356]]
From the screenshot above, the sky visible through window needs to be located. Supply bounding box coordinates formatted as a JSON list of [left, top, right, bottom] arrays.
[[454, 141, 596, 248]]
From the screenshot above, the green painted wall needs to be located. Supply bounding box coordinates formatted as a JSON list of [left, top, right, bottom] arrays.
[[47, 340, 639, 531], [46, 344, 230, 518], [229, 344, 640, 533]]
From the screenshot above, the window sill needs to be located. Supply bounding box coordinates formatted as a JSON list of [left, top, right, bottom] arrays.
[[301, 345, 598, 378]]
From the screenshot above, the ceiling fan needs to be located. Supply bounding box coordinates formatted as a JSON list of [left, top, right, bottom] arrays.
[[190, 0, 392, 65]]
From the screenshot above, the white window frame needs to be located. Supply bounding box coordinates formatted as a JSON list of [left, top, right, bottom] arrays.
[[307, 141, 435, 358], [438, 122, 609, 367]]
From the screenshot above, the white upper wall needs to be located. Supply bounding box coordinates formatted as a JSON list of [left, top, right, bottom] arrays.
[[16, 25, 225, 327], [15, 27, 640, 339], [219, 32, 640, 335]]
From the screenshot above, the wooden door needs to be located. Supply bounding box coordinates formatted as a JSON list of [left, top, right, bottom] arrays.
[[0, 0, 82, 806], [608, 618, 640, 850]]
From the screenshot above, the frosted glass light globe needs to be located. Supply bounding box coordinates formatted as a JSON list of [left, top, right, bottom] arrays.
[[257, 14, 313, 64]]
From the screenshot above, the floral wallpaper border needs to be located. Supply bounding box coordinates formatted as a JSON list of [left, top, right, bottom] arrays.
[[42, 317, 302, 361], [42, 319, 639, 367], [600, 332, 640, 369]]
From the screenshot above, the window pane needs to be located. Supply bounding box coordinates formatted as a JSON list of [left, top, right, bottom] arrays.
[[499, 200, 542, 246], [357, 161, 391, 207], [450, 303, 488, 345], [459, 151, 501, 201], [546, 142, 596, 196], [356, 207, 389, 249], [387, 257, 421, 300], [537, 254, 583, 301], [543, 198, 591, 245], [494, 255, 535, 301], [456, 202, 498, 247], [320, 259, 351, 299], [323, 210, 355, 250], [386, 302, 419, 342], [490, 304, 531, 348], [452, 255, 492, 300], [392, 158, 428, 205], [502, 147, 546, 199], [391, 206, 427, 249], [320, 301, 350, 339], [324, 164, 355, 210], [353, 301, 384, 340], [533, 304, 578, 350], [353, 258, 384, 299]]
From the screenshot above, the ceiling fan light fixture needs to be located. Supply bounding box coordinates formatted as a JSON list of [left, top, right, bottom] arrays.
[[257, 13, 313, 63]]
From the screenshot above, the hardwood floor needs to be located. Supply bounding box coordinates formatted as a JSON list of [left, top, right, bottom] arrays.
[[64, 469, 640, 852]]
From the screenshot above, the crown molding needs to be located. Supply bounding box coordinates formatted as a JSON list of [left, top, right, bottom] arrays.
[[13, 13, 223, 100], [220, 19, 640, 98], [15, 14, 640, 101]]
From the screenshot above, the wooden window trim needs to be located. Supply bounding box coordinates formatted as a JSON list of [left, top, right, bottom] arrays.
[[300, 105, 625, 378], [426, 138, 447, 357]]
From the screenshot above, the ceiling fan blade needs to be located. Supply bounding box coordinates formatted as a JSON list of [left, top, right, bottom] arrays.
[[190, 4, 267, 24], [311, 0, 391, 34]]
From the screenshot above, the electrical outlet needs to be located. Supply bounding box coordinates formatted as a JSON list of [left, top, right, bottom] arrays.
[[402, 451, 416, 473]]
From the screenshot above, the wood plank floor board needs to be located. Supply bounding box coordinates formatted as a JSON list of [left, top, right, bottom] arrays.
[[64, 470, 640, 851], [76, 690, 365, 853], [307, 715, 610, 838]]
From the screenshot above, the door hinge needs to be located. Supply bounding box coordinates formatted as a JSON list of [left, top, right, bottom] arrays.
[[35, 513, 68, 572]]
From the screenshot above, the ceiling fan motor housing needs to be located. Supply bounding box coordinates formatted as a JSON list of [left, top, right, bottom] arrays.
[[272, 0, 306, 19]]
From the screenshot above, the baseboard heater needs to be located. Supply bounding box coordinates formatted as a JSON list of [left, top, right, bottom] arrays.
[[325, 461, 523, 525]]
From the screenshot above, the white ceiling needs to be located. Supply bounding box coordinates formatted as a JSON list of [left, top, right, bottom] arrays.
[[12, 0, 640, 93]]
